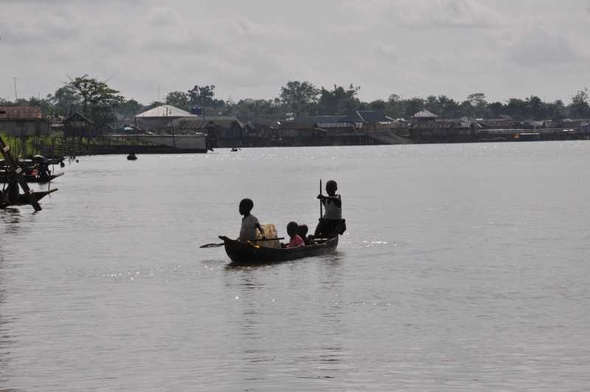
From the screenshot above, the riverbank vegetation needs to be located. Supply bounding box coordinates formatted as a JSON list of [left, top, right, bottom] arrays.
[[1, 76, 589, 125], [0, 133, 158, 159]]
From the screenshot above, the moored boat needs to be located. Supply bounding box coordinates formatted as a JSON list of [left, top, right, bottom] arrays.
[[218, 235, 339, 266], [0, 170, 64, 183], [0, 188, 58, 209], [514, 132, 541, 141]]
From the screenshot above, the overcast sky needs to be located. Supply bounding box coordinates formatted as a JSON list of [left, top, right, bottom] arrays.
[[1, 0, 589, 105]]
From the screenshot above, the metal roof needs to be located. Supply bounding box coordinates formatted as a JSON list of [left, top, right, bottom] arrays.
[[0, 105, 42, 119], [135, 105, 196, 118], [412, 110, 439, 118]]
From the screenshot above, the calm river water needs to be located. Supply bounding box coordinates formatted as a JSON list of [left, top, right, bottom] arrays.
[[1, 142, 589, 391]]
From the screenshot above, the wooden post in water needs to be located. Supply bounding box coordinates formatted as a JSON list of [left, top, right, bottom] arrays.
[[0, 135, 42, 211]]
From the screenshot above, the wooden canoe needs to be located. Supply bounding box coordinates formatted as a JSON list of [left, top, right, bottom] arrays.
[[25, 172, 64, 183], [219, 235, 339, 266], [0, 171, 64, 183], [0, 188, 58, 209]]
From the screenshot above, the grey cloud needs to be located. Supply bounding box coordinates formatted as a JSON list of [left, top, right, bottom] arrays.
[[405, 0, 504, 29], [0, 11, 82, 46], [0, 0, 140, 3], [507, 27, 587, 67], [342, 0, 503, 29], [141, 36, 212, 54], [371, 43, 400, 62], [146, 7, 181, 27]]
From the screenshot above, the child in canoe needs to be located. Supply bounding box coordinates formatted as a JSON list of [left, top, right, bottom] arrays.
[[314, 180, 346, 238], [284, 221, 305, 248], [238, 198, 265, 241]]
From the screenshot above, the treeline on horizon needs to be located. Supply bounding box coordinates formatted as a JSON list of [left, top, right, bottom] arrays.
[[2, 76, 590, 130]]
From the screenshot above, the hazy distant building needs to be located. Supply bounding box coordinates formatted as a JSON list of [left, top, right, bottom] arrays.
[[0, 106, 49, 136], [411, 110, 439, 122], [134, 105, 197, 133]]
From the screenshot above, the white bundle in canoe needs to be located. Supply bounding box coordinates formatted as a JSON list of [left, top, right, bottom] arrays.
[[256, 224, 281, 248]]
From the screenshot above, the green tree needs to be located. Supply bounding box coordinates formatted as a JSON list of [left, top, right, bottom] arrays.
[[505, 98, 528, 120], [569, 88, 590, 118], [460, 100, 474, 119], [545, 100, 566, 120], [487, 102, 504, 118], [28, 95, 54, 117], [317, 84, 360, 115], [69, 75, 124, 110], [424, 95, 440, 116], [187, 85, 224, 113], [233, 98, 284, 122], [422, 95, 461, 118], [49, 85, 82, 116], [525, 95, 545, 120], [67, 75, 125, 132], [165, 91, 190, 111], [385, 94, 403, 119], [279, 80, 319, 116], [367, 99, 387, 112], [403, 97, 424, 119], [117, 99, 143, 118], [466, 93, 488, 118], [436, 95, 461, 118]]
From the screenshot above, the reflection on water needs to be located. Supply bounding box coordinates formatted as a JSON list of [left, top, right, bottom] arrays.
[[222, 255, 350, 382], [0, 209, 21, 234]]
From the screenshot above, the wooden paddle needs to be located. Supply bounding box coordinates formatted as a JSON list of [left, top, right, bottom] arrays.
[[200, 237, 284, 248]]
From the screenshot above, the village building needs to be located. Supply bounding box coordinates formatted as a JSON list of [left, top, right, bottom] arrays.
[[274, 110, 404, 146], [0, 106, 49, 136], [134, 105, 197, 133], [63, 112, 94, 138], [411, 109, 439, 123]]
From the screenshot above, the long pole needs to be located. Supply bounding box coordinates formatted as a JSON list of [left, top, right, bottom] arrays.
[[319, 179, 323, 219]]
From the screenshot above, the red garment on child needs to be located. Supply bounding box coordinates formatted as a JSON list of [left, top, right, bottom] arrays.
[[288, 234, 305, 248]]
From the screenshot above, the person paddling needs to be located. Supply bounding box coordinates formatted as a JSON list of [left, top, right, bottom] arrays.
[[314, 180, 346, 239]]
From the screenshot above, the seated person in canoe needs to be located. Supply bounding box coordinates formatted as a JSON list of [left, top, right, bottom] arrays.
[[297, 224, 312, 245], [238, 198, 265, 241], [283, 221, 305, 248], [0, 175, 20, 207]]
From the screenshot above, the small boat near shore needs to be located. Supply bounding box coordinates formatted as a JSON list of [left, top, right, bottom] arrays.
[[0, 170, 64, 183], [218, 235, 339, 266], [0, 188, 58, 209], [514, 132, 541, 141], [1, 155, 65, 183]]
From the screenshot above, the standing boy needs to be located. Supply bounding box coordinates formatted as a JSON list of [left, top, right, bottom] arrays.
[[314, 180, 346, 238]]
